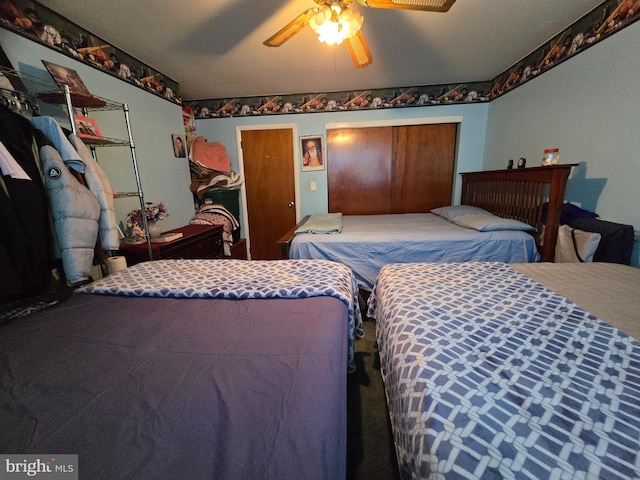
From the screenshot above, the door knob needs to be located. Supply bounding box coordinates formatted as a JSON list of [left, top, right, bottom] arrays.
[[288, 202, 294, 207]]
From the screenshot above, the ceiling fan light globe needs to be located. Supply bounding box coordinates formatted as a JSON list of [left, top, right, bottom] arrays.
[[314, 5, 363, 44], [317, 21, 345, 44], [324, 37, 345, 45], [309, 5, 332, 32]]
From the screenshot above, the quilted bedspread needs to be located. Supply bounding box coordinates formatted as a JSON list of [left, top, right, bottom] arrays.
[[77, 258, 363, 371], [368, 262, 640, 480]]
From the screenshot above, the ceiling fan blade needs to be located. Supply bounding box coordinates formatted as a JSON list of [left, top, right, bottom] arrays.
[[357, 0, 455, 12], [263, 8, 318, 47], [344, 30, 373, 68]]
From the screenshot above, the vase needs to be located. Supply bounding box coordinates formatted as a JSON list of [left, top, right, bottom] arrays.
[[147, 220, 162, 239]]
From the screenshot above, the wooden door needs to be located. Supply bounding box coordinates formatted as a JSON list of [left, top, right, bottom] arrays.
[[392, 123, 457, 212], [327, 127, 394, 214], [241, 129, 296, 260], [327, 123, 457, 214]]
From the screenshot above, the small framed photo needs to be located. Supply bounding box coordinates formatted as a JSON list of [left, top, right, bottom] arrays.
[[301, 135, 324, 171], [172, 134, 186, 158], [73, 114, 102, 139]]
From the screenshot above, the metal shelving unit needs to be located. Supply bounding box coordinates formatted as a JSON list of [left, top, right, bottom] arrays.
[[1, 66, 153, 259], [60, 85, 153, 260]]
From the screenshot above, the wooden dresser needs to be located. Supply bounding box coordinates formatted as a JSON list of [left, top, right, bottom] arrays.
[[119, 224, 224, 266]]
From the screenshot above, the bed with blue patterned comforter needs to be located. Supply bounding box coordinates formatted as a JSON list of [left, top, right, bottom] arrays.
[[368, 262, 640, 480]]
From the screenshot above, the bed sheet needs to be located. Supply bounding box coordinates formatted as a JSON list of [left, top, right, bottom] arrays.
[[0, 293, 348, 480], [511, 262, 640, 340], [368, 262, 640, 480], [290, 213, 540, 290]]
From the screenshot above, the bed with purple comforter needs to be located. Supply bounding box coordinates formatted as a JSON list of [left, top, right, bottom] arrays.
[[0, 259, 361, 480]]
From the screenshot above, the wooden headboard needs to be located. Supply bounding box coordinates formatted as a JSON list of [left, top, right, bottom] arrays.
[[460, 164, 576, 262]]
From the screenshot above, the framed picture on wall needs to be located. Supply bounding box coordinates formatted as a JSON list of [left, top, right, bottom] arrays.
[[300, 135, 324, 171], [172, 134, 186, 158]]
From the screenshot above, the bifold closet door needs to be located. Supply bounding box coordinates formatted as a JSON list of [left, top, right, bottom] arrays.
[[327, 123, 456, 214], [391, 123, 457, 213], [327, 126, 393, 215]]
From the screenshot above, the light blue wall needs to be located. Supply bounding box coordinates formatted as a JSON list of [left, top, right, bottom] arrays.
[[484, 20, 640, 265], [195, 103, 489, 220], [0, 29, 194, 232]]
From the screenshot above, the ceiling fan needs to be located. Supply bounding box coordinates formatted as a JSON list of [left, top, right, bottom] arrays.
[[263, 0, 456, 68]]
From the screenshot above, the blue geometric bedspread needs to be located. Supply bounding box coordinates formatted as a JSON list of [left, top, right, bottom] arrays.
[[368, 262, 640, 480], [77, 259, 363, 371]]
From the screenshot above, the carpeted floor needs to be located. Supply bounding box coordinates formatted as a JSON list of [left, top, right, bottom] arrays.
[[347, 320, 400, 480]]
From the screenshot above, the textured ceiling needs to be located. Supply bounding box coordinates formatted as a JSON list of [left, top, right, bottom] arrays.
[[37, 0, 605, 101]]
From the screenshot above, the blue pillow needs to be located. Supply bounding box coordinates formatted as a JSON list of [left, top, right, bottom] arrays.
[[452, 214, 537, 232]]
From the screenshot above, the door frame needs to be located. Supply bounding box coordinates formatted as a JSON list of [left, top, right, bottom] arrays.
[[236, 123, 300, 260]]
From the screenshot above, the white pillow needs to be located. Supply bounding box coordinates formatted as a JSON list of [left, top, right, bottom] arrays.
[[452, 214, 537, 232], [430, 205, 491, 222]]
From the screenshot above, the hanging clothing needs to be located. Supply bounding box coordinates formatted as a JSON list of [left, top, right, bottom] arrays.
[[68, 134, 120, 250], [34, 129, 100, 285], [29, 116, 85, 173], [0, 141, 32, 181], [0, 105, 53, 300]]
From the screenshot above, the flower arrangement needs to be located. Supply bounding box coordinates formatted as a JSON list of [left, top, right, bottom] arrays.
[[125, 202, 168, 238]]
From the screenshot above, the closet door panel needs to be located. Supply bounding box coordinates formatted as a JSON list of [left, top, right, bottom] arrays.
[[327, 127, 393, 214], [391, 123, 457, 213]]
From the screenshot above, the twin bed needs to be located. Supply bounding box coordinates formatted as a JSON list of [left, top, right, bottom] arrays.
[[287, 211, 539, 290], [279, 164, 639, 478], [0, 259, 361, 480], [368, 261, 640, 479]]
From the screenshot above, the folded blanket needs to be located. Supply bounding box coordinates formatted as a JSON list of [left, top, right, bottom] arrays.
[[189, 136, 231, 174], [295, 213, 342, 235], [190, 204, 240, 255]]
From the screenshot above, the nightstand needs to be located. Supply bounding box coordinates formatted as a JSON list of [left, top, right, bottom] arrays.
[[119, 224, 224, 266], [230, 238, 247, 259]]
